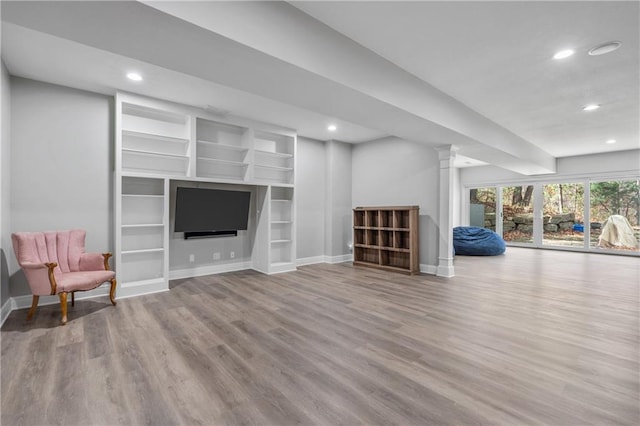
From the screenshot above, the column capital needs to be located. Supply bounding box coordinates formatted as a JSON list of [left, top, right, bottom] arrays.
[[434, 144, 459, 161]]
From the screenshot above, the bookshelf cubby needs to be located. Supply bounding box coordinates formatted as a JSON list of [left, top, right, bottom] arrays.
[[353, 206, 419, 274], [120, 103, 190, 177], [253, 130, 295, 185], [118, 176, 167, 292], [196, 119, 250, 181]]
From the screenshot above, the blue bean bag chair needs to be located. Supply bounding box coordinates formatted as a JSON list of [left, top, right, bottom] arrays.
[[453, 226, 506, 256]]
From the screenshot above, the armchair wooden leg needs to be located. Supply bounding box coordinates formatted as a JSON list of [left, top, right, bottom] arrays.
[[71, 291, 75, 307], [109, 279, 117, 306], [59, 292, 68, 325], [27, 295, 39, 320]]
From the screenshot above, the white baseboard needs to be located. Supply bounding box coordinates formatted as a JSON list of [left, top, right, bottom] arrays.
[[296, 256, 326, 266], [10, 283, 111, 311], [117, 278, 169, 299], [1, 298, 13, 327], [265, 263, 297, 275], [325, 254, 353, 264], [169, 261, 253, 280], [420, 264, 438, 275], [297, 254, 353, 266]]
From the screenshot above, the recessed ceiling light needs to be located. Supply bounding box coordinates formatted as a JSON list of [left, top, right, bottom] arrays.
[[126, 72, 143, 82], [605, 139, 617, 144], [553, 49, 575, 60], [327, 124, 337, 132], [583, 104, 600, 111], [588, 41, 622, 56]]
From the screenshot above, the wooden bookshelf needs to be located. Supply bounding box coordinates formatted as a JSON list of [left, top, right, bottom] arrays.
[[353, 206, 419, 274]]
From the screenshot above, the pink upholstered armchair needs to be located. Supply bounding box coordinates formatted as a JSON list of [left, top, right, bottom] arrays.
[[11, 229, 117, 325]]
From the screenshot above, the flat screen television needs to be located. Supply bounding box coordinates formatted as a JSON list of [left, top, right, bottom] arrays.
[[175, 187, 251, 238]]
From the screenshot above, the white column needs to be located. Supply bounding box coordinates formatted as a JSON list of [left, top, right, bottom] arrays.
[[435, 145, 458, 277]]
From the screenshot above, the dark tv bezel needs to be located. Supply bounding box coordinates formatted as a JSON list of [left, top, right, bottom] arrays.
[[174, 187, 251, 238]]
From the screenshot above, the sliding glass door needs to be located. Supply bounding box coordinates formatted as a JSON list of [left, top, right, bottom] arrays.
[[466, 177, 638, 255], [502, 185, 534, 244], [589, 179, 639, 252], [542, 183, 585, 248]]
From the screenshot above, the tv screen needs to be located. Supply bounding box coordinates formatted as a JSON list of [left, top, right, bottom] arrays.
[[174, 187, 251, 233]]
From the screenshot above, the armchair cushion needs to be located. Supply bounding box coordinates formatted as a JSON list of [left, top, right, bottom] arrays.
[[79, 252, 106, 271], [55, 270, 116, 293]]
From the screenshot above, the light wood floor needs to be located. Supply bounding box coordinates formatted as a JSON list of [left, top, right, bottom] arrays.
[[2, 247, 638, 425]]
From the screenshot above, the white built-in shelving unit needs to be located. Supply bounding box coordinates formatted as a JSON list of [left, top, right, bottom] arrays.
[[269, 187, 295, 272], [115, 92, 296, 298]]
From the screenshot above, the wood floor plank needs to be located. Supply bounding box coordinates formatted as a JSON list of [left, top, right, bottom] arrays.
[[2, 247, 638, 425]]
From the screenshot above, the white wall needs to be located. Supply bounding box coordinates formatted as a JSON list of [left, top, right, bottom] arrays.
[[9, 78, 113, 297], [352, 137, 440, 269], [1, 61, 10, 308], [296, 137, 326, 261]]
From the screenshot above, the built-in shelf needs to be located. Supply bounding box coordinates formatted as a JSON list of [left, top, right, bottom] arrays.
[[122, 149, 189, 176], [122, 194, 164, 199], [197, 157, 248, 167], [121, 223, 164, 228], [116, 93, 297, 299], [254, 164, 294, 172], [122, 148, 189, 159], [122, 248, 165, 255], [254, 149, 294, 159], [197, 140, 249, 152], [123, 130, 189, 146]]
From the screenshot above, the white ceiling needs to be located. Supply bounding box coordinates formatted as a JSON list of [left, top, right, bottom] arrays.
[[292, 0, 640, 159], [1, 1, 638, 173]]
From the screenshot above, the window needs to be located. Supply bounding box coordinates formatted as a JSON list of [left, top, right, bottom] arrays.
[[469, 187, 496, 230], [466, 177, 639, 255], [542, 183, 584, 248], [502, 185, 534, 244], [590, 179, 640, 252]]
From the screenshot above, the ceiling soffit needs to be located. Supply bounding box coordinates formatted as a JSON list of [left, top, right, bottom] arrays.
[[4, 1, 558, 174]]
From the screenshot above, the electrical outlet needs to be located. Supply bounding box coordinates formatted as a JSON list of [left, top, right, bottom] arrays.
[[189, 254, 195, 262], [213, 252, 220, 260], [230, 251, 235, 259]]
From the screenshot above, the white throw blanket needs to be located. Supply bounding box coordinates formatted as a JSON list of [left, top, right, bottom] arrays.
[[598, 215, 639, 248]]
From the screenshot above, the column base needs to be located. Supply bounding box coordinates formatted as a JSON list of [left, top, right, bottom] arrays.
[[436, 257, 455, 277]]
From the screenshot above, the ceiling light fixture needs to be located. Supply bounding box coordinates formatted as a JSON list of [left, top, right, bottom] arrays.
[[327, 124, 337, 132], [588, 41, 622, 56], [583, 104, 600, 111], [606, 139, 617, 144], [553, 49, 575, 60], [126, 72, 143, 82]]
